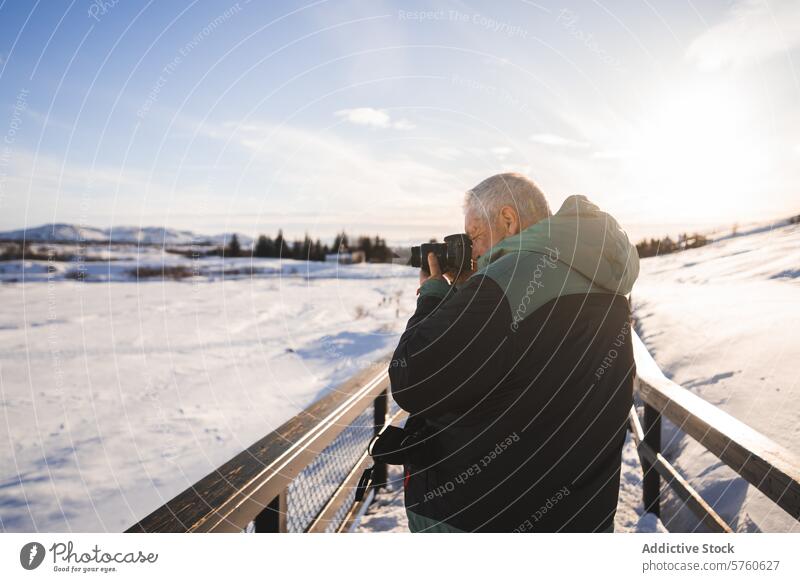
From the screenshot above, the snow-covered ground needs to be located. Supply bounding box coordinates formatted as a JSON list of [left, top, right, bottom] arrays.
[[3, 218, 796, 534], [0, 243, 389, 283], [0, 253, 416, 532], [633, 219, 800, 533], [354, 465, 409, 533]]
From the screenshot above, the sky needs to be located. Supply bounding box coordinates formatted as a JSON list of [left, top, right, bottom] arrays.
[[0, 0, 798, 244]]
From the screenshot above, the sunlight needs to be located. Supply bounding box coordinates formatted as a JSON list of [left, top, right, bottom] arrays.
[[631, 80, 768, 220]]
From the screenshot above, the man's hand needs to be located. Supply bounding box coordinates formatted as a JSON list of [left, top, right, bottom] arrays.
[[420, 253, 475, 287], [419, 252, 447, 287], [445, 261, 475, 285]]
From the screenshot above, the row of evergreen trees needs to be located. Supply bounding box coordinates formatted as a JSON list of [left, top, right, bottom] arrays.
[[635, 232, 709, 258], [225, 230, 393, 262]]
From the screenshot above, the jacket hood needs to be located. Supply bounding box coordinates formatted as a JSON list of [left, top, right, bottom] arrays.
[[476, 195, 640, 294]]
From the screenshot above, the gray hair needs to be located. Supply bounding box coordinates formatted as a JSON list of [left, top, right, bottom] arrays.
[[464, 172, 551, 228]]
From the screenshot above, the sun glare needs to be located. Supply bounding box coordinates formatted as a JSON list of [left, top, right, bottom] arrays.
[[630, 81, 767, 220]]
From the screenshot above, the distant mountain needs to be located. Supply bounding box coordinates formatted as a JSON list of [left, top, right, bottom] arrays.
[[0, 224, 109, 242], [0, 223, 253, 247]]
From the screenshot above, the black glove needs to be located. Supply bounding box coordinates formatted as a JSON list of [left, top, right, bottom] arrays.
[[368, 425, 426, 465]]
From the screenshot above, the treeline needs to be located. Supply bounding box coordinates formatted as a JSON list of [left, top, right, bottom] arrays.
[[636, 232, 709, 258], [638, 215, 800, 258], [224, 230, 394, 262], [0, 241, 106, 262]]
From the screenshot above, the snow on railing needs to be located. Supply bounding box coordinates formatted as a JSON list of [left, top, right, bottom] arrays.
[[629, 330, 800, 532]]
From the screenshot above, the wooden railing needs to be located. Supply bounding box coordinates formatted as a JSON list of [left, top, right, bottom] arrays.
[[127, 329, 800, 534], [629, 330, 800, 532], [126, 356, 404, 533]]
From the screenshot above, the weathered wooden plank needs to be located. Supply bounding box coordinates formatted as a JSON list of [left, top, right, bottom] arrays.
[[632, 332, 800, 522], [628, 407, 731, 532], [253, 490, 287, 532], [642, 404, 662, 517], [640, 444, 732, 533], [372, 390, 388, 490], [126, 359, 392, 533]]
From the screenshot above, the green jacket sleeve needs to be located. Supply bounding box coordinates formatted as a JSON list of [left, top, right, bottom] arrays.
[[389, 274, 513, 418]]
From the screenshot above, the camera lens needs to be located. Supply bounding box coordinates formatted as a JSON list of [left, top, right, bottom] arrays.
[[444, 234, 472, 272], [410, 246, 421, 268]]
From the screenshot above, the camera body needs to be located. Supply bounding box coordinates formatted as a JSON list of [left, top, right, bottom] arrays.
[[410, 233, 472, 274]]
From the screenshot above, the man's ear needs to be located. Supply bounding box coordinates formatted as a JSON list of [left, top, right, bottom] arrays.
[[499, 206, 520, 236]]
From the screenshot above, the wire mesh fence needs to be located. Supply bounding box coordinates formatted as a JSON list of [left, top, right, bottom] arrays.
[[284, 405, 375, 532], [242, 388, 401, 533]]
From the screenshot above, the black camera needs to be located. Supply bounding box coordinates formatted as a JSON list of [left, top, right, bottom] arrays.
[[410, 233, 472, 274]]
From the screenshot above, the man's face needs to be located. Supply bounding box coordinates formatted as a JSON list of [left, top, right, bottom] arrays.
[[465, 208, 504, 262]]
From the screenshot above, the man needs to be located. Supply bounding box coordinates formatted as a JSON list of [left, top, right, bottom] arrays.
[[389, 172, 639, 532]]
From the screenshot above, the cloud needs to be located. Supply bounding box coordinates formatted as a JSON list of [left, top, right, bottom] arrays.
[[590, 149, 634, 160], [687, 0, 800, 69], [425, 146, 463, 161], [24, 108, 75, 132], [334, 107, 415, 130], [490, 146, 514, 158], [0, 149, 186, 228], [480, 56, 511, 68], [529, 133, 590, 148], [200, 119, 466, 236]]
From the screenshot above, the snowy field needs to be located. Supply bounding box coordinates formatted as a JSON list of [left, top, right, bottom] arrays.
[[0, 251, 416, 532], [2, 219, 797, 533], [633, 220, 800, 532]]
